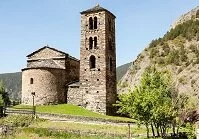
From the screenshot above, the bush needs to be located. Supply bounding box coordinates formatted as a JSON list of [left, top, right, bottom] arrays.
[[1, 115, 43, 127], [162, 43, 170, 56], [177, 67, 183, 74], [166, 50, 180, 65], [156, 57, 165, 65], [190, 44, 197, 53], [149, 39, 159, 48], [184, 123, 196, 139], [179, 76, 187, 85], [150, 48, 159, 58], [191, 79, 196, 87]]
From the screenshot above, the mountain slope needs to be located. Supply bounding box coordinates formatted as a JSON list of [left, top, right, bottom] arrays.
[[0, 62, 130, 101], [116, 62, 131, 81], [0, 72, 22, 101], [118, 6, 199, 100]]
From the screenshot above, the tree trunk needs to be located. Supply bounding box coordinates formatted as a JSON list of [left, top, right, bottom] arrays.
[[177, 126, 179, 135], [151, 122, 155, 137], [155, 123, 160, 137], [172, 123, 176, 136], [160, 125, 163, 137], [146, 124, 150, 138]]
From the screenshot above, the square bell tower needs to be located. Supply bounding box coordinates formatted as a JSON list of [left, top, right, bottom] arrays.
[[79, 4, 117, 115]]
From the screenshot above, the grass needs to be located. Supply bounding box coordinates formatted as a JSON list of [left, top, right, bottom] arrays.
[[9, 127, 125, 139], [7, 120, 147, 139], [13, 104, 135, 123], [30, 120, 146, 136]]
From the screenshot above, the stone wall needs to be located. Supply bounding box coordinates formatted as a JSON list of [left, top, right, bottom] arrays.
[[105, 12, 117, 114], [79, 8, 117, 115], [22, 68, 66, 105], [67, 84, 82, 105], [22, 46, 80, 105], [66, 58, 80, 83]]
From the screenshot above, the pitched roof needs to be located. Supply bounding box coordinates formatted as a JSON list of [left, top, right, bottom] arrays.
[[27, 45, 68, 57], [28, 59, 65, 69], [80, 4, 116, 18]]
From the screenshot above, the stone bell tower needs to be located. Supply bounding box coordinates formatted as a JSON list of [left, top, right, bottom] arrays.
[[79, 4, 117, 115]]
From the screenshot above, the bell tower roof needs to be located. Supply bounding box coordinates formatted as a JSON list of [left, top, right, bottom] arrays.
[[80, 4, 116, 18]]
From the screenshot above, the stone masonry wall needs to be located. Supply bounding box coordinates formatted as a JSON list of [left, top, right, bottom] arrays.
[[67, 86, 82, 105], [80, 11, 107, 114], [66, 58, 80, 83], [27, 47, 66, 68], [22, 68, 66, 105], [22, 46, 80, 105], [79, 9, 117, 115], [105, 12, 117, 114]]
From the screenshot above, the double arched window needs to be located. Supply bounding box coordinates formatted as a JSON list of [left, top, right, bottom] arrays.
[[89, 37, 93, 49], [89, 17, 98, 30], [89, 37, 97, 49], [94, 17, 97, 29], [90, 55, 96, 69], [89, 17, 93, 30]]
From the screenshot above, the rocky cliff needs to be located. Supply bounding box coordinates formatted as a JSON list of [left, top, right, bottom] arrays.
[[118, 6, 199, 100]]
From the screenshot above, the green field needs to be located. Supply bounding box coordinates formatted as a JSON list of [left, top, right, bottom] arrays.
[[0, 114, 145, 139], [13, 104, 135, 123]]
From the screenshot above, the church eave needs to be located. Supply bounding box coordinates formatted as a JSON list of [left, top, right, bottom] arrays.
[[80, 6, 116, 18]]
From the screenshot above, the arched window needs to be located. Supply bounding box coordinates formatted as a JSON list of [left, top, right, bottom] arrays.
[[30, 78, 33, 84], [94, 17, 97, 29], [89, 17, 93, 30], [90, 55, 96, 69], [94, 37, 97, 49], [89, 37, 93, 49], [110, 58, 113, 71]]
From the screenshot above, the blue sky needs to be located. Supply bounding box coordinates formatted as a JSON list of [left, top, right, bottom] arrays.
[[0, 0, 198, 73]]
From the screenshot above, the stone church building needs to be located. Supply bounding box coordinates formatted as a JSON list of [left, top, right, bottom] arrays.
[[22, 5, 117, 115]]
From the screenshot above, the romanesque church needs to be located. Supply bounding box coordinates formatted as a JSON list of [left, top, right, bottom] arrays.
[[21, 5, 117, 115]]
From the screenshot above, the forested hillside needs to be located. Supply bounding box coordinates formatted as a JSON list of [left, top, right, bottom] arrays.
[[116, 62, 131, 81], [0, 62, 131, 101], [118, 6, 199, 100], [0, 72, 21, 101]]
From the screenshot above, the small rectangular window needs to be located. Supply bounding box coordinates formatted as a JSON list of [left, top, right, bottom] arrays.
[[30, 78, 33, 84]]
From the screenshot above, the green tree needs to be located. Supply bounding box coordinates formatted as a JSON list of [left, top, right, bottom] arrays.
[[0, 81, 10, 106], [116, 67, 174, 137], [0, 81, 5, 106]]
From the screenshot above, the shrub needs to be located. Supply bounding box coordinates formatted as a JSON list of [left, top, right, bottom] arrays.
[[150, 48, 159, 58], [177, 67, 183, 74], [1, 115, 44, 127], [156, 57, 165, 65], [190, 44, 197, 53], [184, 123, 196, 139], [162, 43, 170, 56], [121, 81, 128, 88], [149, 39, 159, 48], [178, 76, 187, 85], [191, 79, 196, 87], [166, 50, 180, 65]]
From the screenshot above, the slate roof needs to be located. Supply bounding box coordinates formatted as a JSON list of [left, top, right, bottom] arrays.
[[27, 45, 68, 57], [29, 59, 65, 69], [80, 4, 116, 18]]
